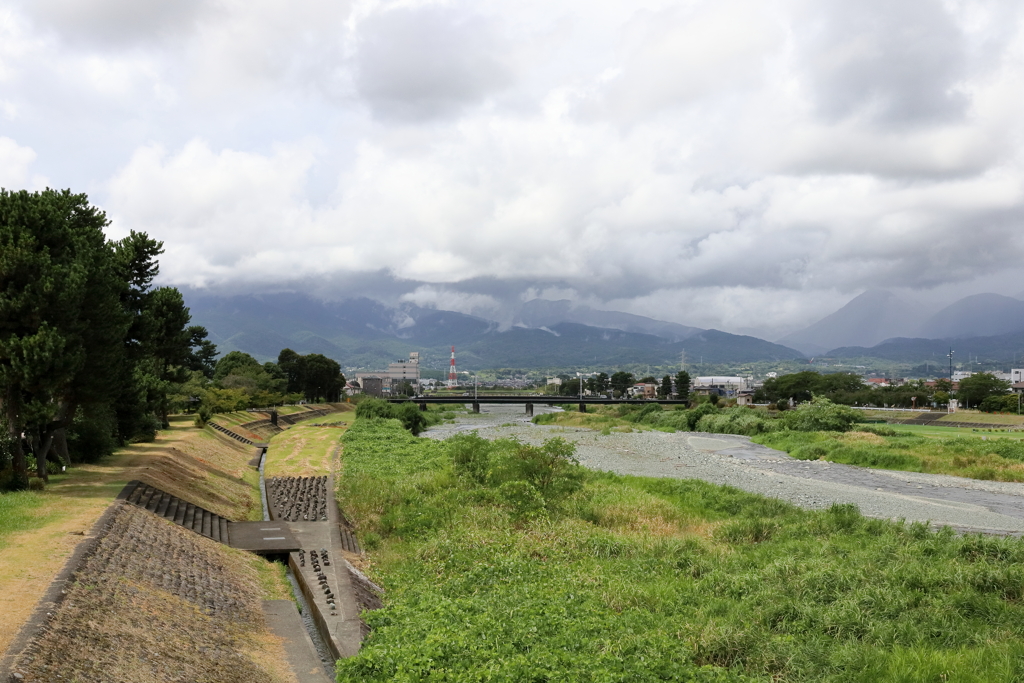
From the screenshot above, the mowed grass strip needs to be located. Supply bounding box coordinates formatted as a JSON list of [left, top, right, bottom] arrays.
[[756, 430, 1024, 482], [336, 419, 1024, 682], [264, 423, 349, 477]]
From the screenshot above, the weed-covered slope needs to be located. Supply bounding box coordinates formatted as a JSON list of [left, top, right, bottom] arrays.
[[336, 419, 1024, 682]]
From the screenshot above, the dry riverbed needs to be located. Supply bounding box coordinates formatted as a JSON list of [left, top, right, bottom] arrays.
[[425, 404, 1024, 535]]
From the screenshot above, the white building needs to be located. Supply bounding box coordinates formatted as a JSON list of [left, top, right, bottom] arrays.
[[693, 376, 755, 397], [355, 352, 421, 394]]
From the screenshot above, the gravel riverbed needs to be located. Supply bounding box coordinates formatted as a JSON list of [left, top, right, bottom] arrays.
[[424, 404, 1024, 535]]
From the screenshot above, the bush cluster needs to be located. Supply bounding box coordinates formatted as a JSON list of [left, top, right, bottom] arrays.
[[355, 398, 431, 435], [449, 432, 584, 520], [336, 416, 1024, 682]]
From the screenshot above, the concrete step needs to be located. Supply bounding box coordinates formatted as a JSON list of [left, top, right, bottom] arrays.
[[155, 492, 172, 517], [165, 497, 181, 523], [146, 490, 165, 513], [340, 529, 361, 554], [183, 503, 196, 530], [117, 481, 236, 544], [135, 485, 156, 509]]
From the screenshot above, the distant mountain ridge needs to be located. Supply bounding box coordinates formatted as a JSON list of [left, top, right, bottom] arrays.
[[825, 330, 1024, 364], [781, 289, 1024, 358], [512, 299, 701, 342], [182, 291, 804, 369], [915, 294, 1024, 339], [778, 290, 928, 356]]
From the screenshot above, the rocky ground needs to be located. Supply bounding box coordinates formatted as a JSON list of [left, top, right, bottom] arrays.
[[425, 404, 1024, 535], [8, 503, 292, 683]]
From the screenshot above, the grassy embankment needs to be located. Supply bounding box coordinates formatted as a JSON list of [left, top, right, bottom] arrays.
[[335, 418, 1024, 682], [536, 405, 1024, 482], [263, 405, 354, 477], [0, 416, 283, 656]]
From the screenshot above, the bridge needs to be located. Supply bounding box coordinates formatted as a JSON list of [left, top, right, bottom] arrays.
[[386, 395, 688, 416]]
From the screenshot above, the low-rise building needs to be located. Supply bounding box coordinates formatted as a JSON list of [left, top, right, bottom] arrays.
[[355, 352, 421, 396], [693, 376, 754, 397]]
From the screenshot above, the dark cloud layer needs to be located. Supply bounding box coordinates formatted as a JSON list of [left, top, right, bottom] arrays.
[[0, 0, 1022, 338]]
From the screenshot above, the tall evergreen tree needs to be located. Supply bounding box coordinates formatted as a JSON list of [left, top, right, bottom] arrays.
[[0, 189, 126, 486], [675, 370, 691, 402]]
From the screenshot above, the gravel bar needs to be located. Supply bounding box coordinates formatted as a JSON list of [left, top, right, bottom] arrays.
[[424, 404, 1024, 536]]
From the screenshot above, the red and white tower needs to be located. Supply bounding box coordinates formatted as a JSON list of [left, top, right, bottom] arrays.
[[447, 346, 458, 388]]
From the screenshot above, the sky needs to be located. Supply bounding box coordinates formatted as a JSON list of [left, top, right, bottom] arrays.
[[2, 0, 1023, 340]]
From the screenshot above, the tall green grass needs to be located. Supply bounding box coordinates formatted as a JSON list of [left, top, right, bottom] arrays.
[[335, 420, 1024, 682], [756, 431, 1024, 481]]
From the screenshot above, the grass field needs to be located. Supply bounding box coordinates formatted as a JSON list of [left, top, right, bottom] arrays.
[[936, 412, 1024, 425], [264, 423, 348, 477], [336, 418, 1024, 682], [756, 430, 1024, 482], [887, 424, 1024, 438]]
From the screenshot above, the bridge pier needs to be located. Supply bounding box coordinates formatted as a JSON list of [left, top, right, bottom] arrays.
[[472, 402, 480, 413], [419, 402, 428, 411], [525, 402, 533, 417], [578, 402, 587, 413]]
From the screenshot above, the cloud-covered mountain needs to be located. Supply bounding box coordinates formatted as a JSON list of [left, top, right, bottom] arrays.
[[184, 291, 803, 370], [777, 290, 929, 356], [512, 299, 702, 342], [915, 294, 1024, 339], [826, 331, 1024, 365], [5, 0, 1024, 339]]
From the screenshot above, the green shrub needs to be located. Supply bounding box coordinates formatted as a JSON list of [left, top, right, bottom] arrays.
[[356, 398, 429, 434], [488, 437, 584, 506], [685, 402, 721, 430], [67, 412, 118, 464], [980, 394, 1020, 413], [624, 403, 663, 423], [448, 431, 492, 484], [695, 409, 778, 436], [783, 397, 859, 432], [497, 480, 547, 521]]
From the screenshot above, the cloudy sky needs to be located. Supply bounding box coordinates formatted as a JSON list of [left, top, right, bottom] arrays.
[[2, 0, 1023, 339]]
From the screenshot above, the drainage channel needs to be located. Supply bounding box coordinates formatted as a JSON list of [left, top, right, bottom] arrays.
[[258, 448, 336, 678]]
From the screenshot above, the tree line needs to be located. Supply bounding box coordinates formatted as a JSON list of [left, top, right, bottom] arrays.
[[0, 189, 214, 489], [0, 189, 347, 491], [555, 371, 692, 400], [754, 371, 1017, 411]]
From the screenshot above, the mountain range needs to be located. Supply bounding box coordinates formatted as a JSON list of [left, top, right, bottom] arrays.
[[181, 287, 1024, 370], [182, 291, 802, 371], [779, 290, 1024, 360]]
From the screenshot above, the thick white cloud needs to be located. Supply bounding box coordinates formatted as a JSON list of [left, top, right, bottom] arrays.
[[2, 0, 1024, 336], [0, 137, 45, 189]]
